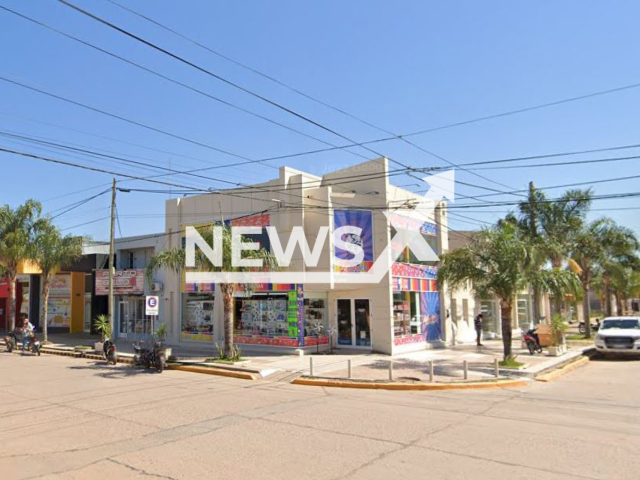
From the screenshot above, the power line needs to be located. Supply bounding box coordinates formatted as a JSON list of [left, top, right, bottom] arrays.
[[58, 0, 507, 204], [0, 4, 370, 163], [101, 0, 519, 196], [50, 188, 111, 219]]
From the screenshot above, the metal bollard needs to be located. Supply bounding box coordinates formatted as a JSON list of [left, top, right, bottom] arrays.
[[389, 360, 393, 381], [347, 359, 352, 379], [463, 360, 468, 380], [429, 360, 434, 382], [310, 357, 314, 376], [494, 358, 499, 378]]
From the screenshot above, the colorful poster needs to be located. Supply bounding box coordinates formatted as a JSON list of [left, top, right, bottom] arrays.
[[391, 263, 438, 279], [296, 285, 305, 347], [287, 291, 299, 337], [47, 297, 71, 327], [421, 292, 441, 342], [333, 210, 373, 272]]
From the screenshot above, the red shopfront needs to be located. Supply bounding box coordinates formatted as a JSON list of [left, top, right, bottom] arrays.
[[0, 280, 8, 330], [0, 279, 28, 331]]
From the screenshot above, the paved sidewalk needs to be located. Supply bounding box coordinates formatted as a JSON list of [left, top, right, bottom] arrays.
[[36, 332, 593, 382]]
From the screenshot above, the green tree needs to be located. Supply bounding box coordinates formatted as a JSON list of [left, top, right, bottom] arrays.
[[146, 223, 278, 357], [0, 200, 42, 331], [510, 186, 591, 316], [610, 267, 640, 315], [572, 218, 639, 337], [32, 220, 83, 342], [438, 223, 580, 359]]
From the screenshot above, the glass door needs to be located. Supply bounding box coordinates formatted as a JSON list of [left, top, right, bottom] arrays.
[[337, 299, 353, 345], [336, 299, 372, 348], [83, 294, 92, 333], [118, 301, 130, 338], [354, 299, 371, 347]]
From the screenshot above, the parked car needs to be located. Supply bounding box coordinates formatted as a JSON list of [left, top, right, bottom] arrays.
[[594, 317, 640, 356]]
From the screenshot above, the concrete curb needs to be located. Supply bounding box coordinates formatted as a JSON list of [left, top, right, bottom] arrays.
[[535, 356, 590, 382], [291, 376, 528, 391], [167, 364, 258, 380]]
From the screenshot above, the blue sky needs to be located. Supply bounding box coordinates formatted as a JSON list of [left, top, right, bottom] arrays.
[[1, 0, 639, 241]]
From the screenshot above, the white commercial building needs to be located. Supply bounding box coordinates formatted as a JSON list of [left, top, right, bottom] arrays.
[[153, 158, 452, 355]]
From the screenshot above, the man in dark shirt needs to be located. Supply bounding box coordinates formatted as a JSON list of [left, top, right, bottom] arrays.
[[474, 313, 484, 346]]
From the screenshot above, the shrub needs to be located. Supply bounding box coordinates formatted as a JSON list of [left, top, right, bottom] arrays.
[[94, 315, 111, 342]]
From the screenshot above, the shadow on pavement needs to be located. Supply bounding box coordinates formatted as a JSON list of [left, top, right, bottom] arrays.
[[67, 362, 162, 379]]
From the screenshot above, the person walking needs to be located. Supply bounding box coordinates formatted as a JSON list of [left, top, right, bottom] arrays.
[[474, 313, 484, 346]]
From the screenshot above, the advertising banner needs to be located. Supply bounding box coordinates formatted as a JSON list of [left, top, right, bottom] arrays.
[[96, 269, 144, 295], [47, 298, 71, 327], [49, 274, 71, 297], [333, 210, 373, 273]]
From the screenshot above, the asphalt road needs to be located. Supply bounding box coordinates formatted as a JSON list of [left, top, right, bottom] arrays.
[[1, 351, 638, 480]]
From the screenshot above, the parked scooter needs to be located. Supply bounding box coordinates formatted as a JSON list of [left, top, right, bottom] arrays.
[[523, 328, 543, 355], [578, 318, 600, 334], [102, 338, 117, 365], [133, 340, 166, 373], [4, 331, 41, 356]]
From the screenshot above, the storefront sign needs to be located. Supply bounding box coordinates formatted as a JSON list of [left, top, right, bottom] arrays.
[[50, 274, 71, 296], [96, 269, 144, 295], [333, 210, 373, 273], [387, 213, 437, 236], [392, 277, 437, 292], [392, 263, 437, 279], [145, 296, 159, 316]]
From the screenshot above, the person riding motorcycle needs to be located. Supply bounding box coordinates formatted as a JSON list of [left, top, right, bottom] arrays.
[[21, 316, 35, 352]]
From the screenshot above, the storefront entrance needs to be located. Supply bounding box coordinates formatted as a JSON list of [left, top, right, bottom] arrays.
[[118, 297, 152, 340], [336, 299, 371, 348]]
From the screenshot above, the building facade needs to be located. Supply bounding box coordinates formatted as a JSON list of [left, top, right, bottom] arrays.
[[154, 158, 451, 355]]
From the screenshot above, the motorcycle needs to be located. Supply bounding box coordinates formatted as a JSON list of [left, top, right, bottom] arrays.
[[4, 331, 41, 356], [523, 328, 543, 355], [102, 338, 117, 365], [133, 340, 166, 373], [578, 319, 600, 334]]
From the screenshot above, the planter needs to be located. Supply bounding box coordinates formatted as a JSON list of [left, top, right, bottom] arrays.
[[94, 342, 104, 352], [547, 344, 567, 357]]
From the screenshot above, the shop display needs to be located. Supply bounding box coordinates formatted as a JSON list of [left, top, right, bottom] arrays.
[[393, 296, 410, 337], [303, 298, 328, 336], [235, 296, 289, 337], [183, 300, 214, 336]]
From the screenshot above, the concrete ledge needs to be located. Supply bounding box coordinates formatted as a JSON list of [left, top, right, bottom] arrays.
[[291, 376, 528, 391], [167, 364, 258, 380], [535, 356, 590, 382]]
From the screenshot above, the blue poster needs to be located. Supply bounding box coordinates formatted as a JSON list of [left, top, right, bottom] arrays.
[[333, 210, 373, 272], [421, 292, 441, 342]]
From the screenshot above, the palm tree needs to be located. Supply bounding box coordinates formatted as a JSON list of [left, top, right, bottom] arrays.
[[146, 223, 278, 357], [438, 223, 580, 359], [32, 219, 83, 343], [572, 218, 639, 337], [0, 200, 42, 332], [512, 185, 591, 317], [611, 267, 640, 315]]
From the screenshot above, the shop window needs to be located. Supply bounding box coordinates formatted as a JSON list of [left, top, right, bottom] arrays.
[[517, 296, 531, 330], [394, 292, 421, 336], [235, 295, 289, 336], [181, 294, 214, 341], [119, 297, 152, 336], [303, 296, 328, 337]]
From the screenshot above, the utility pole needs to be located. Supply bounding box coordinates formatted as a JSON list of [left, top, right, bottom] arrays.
[[528, 181, 542, 323], [108, 178, 117, 333]]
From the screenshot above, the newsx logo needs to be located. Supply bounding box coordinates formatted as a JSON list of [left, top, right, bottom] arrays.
[[184, 170, 454, 285]]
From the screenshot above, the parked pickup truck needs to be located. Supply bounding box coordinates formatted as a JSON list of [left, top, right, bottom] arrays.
[[595, 317, 640, 356]]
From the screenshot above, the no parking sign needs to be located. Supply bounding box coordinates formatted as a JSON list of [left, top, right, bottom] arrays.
[[145, 295, 159, 316]]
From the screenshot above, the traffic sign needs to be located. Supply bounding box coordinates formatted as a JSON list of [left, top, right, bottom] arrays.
[[145, 295, 159, 316]]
